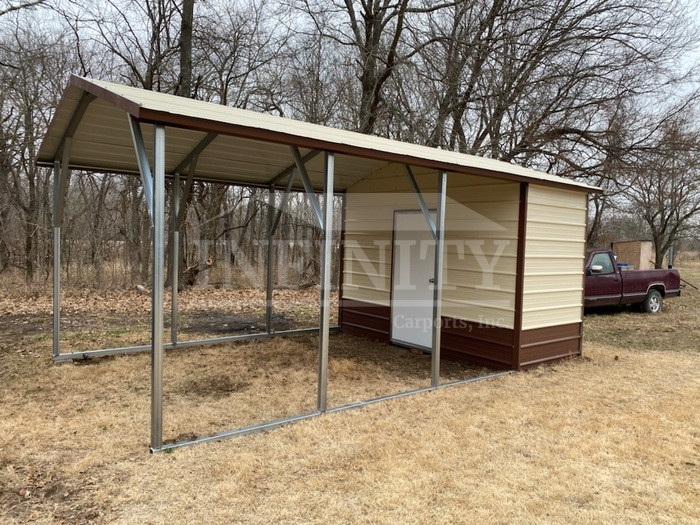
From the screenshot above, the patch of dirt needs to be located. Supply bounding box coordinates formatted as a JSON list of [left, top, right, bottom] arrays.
[[174, 374, 251, 399], [71, 355, 118, 366], [0, 287, 333, 345], [0, 314, 52, 339], [165, 433, 200, 445], [0, 311, 147, 347], [177, 310, 298, 334], [0, 458, 108, 524]]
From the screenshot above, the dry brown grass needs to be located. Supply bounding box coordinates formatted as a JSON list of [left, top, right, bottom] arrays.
[[0, 267, 698, 524]]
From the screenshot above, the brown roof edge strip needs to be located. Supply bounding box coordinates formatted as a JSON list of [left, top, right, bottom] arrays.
[[70, 75, 142, 117], [138, 107, 603, 194], [32, 162, 346, 193]]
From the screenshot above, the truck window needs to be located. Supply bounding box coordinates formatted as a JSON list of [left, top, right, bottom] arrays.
[[590, 252, 614, 274]]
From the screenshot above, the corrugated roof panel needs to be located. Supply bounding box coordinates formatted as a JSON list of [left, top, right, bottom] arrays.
[[37, 76, 602, 193]]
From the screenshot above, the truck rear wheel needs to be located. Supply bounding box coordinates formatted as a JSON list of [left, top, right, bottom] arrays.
[[642, 289, 663, 313]]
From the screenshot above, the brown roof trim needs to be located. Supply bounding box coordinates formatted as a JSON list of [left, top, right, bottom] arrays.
[[70, 75, 142, 117], [33, 162, 345, 194]]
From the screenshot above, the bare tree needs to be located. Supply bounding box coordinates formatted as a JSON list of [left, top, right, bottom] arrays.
[[1, 0, 699, 287], [67, 0, 181, 90], [0, 0, 46, 17], [294, 0, 457, 134], [0, 110, 12, 273], [194, 0, 290, 108], [0, 19, 77, 281], [412, 0, 696, 163], [284, 32, 342, 125], [623, 116, 700, 267]]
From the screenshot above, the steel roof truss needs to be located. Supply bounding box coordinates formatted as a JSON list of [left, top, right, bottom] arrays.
[[269, 170, 297, 237], [172, 133, 217, 174], [174, 153, 199, 231], [267, 149, 320, 186], [127, 115, 155, 225], [291, 146, 323, 230], [404, 165, 437, 240]]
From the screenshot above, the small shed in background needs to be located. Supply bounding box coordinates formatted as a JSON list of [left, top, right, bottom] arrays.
[[611, 240, 654, 271]]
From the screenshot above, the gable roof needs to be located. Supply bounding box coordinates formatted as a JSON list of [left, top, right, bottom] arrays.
[[37, 76, 601, 194]]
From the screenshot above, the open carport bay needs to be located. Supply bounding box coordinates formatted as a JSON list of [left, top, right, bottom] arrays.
[[1, 263, 699, 523]]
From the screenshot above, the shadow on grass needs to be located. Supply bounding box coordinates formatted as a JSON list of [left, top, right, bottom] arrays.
[[584, 305, 643, 317]]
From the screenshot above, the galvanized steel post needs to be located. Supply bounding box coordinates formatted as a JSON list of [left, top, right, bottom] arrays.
[[317, 152, 334, 412], [52, 161, 61, 359], [170, 172, 180, 345], [266, 185, 275, 333], [151, 125, 166, 450], [52, 226, 61, 358], [52, 142, 71, 360], [431, 172, 447, 387]]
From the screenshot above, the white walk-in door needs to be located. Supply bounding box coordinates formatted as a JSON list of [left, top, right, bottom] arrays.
[[391, 210, 436, 350]]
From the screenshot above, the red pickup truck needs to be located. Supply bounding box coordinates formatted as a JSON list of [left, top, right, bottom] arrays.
[[584, 250, 681, 313]]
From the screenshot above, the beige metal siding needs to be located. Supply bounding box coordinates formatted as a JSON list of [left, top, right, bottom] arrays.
[[522, 186, 587, 330], [343, 164, 519, 328]]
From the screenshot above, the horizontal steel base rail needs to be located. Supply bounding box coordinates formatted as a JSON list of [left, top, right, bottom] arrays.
[[151, 369, 515, 452], [151, 411, 324, 452], [53, 326, 342, 363], [326, 370, 514, 413]]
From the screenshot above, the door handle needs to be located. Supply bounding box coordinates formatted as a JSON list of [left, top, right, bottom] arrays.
[[428, 278, 435, 283]]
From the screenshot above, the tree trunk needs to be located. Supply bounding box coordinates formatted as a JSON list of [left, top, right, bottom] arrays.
[[177, 0, 195, 98], [165, 0, 195, 285], [653, 236, 665, 269]]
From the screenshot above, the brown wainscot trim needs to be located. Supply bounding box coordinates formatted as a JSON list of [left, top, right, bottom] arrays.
[[440, 316, 514, 370], [339, 299, 392, 343], [339, 299, 516, 369], [518, 322, 582, 369]]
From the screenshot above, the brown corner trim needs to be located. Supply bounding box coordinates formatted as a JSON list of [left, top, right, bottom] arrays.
[[512, 182, 529, 369]]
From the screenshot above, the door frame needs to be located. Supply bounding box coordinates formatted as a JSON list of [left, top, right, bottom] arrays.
[[389, 209, 437, 350]]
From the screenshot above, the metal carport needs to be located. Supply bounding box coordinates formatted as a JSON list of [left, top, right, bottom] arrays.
[[38, 76, 600, 451]]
